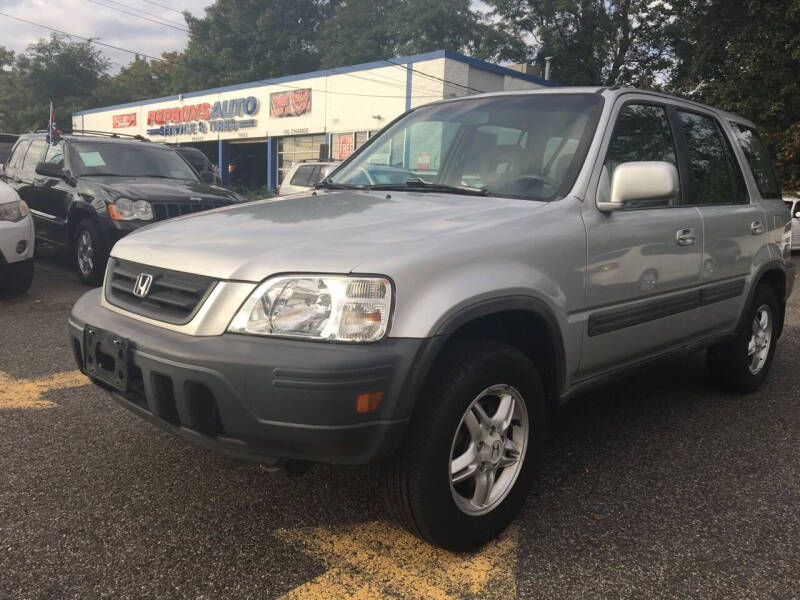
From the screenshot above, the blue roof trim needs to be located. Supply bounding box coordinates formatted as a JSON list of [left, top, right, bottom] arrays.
[[73, 50, 556, 116]]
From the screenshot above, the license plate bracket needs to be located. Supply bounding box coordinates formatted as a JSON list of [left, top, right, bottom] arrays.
[[84, 325, 131, 392]]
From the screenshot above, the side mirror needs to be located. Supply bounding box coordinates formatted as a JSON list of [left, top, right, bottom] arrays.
[[36, 162, 67, 180], [597, 161, 679, 212], [200, 170, 215, 184]]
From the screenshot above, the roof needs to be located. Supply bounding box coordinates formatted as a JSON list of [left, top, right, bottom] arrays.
[[72, 50, 558, 117]]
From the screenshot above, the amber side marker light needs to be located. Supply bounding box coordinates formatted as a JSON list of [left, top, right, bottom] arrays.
[[356, 391, 384, 413]]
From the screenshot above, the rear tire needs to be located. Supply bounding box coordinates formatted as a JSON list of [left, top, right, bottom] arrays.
[[383, 339, 546, 551], [708, 285, 779, 393], [72, 219, 108, 286], [0, 258, 34, 294]]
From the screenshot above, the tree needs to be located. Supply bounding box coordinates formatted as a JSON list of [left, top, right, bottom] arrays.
[[0, 34, 110, 133], [317, 0, 526, 69], [669, 0, 800, 190], [486, 0, 672, 86], [181, 0, 333, 90]]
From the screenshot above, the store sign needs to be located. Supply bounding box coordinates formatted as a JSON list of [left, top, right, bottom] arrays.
[[145, 96, 259, 137], [270, 89, 311, 118], [112, 113, 137, 129], [337, 135, 354, 160]]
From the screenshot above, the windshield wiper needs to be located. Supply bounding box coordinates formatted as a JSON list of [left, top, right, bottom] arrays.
[[366, 178, 490, 197], [82, 173, 128, 177], [314, 179, 365, 190]]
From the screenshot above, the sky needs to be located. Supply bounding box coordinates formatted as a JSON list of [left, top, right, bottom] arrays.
[[0, 0, 212, 70]]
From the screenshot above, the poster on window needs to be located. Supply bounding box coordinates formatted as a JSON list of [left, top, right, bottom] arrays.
[[337, 135, 355, 160], [270, 89, 312, 118]]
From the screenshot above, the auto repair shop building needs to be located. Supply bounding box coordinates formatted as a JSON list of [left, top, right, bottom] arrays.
[[72, 50, 554, 189]]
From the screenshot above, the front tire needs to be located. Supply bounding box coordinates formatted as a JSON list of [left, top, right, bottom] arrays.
[[708, 285, 779, 393], [383, 340, 546, 551], [0, 258, 34, 294], [72, 219, 108, 286]]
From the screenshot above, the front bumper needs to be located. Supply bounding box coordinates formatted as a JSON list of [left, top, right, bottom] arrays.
[[69, 289, 442, 465], [0, 214, 34, 265]]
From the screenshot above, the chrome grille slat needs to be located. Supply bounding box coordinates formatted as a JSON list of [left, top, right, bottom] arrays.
[[105, 258, 217, 325], [152, 201, 225, 221]]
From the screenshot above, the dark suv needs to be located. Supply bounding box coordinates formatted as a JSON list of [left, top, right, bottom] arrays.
[[1, 132, 242, 284]]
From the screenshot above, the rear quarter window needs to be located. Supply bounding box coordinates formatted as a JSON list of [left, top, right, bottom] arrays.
[[730, 123, 781, 199]]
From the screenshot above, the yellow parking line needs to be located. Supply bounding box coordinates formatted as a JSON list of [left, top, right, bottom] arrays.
[[275, 520, 518, 599], [0, 370, 89, 409]]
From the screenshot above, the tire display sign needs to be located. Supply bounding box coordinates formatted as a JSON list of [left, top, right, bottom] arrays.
[[270, 89, 312, 118], [337, 135, 354, 160], [112, 113, 137, 129]]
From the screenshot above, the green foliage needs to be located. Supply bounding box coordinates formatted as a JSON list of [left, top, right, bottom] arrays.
[[486, 0, 673, 85], [0, 34, 110, 133], [669, 0, 800, 190], [180, 0, 332, 89]]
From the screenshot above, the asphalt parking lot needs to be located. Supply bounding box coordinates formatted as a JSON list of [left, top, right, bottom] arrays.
[[1, 252, 798, 600]]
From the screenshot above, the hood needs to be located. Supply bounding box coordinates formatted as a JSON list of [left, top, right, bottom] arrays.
[[0, 179, 20, 205], [85, 176, 240, 203], [111, 190, 548, 281]]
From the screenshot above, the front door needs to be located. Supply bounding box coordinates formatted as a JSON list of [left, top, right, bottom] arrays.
[[580, 100, 703, 377], [31, 141, 72, 245]]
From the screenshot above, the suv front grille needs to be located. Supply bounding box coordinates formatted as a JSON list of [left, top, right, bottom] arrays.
[[105, 258, 217, 324], [152, 201, 228, 221]]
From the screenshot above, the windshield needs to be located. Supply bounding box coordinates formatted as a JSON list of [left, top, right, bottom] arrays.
[[69, 142, 199, 181], [329, 94, 602, 200]]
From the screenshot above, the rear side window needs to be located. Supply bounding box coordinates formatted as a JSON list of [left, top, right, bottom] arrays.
[[5, 139, 31, 177], [290, 164, 316, 187], [677, 111, 747, 205], [730, 123, 781, 199], [20, 139, 47, 179]]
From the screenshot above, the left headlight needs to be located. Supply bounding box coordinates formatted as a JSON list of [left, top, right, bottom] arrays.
[[0, 200, 29, 222], [109, 197, 153, 221], [228, 275, 393, 342]]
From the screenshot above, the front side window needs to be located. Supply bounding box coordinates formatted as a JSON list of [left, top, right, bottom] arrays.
[[678, 111, 747, 205], [603, 103, 678, 208], [731, 123, 780, 199], [68, 142, 199, 181], [43, 142, 65, 169], [329, 94, 603, 201]]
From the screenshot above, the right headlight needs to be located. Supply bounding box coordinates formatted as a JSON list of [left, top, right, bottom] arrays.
[[228, 275, 393, 342]]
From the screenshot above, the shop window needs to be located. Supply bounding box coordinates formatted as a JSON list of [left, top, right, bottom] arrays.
[[277, 134, 326, 183]]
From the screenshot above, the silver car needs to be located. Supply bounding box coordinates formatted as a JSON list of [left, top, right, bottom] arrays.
[[784, 196, 800, 251], [69, 88, 795, 551]]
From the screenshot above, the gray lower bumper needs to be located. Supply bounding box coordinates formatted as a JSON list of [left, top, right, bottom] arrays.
[[69, 288, 443, 465]]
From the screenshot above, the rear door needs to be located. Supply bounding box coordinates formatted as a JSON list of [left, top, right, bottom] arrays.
[[674, 109, 767, 334], [580, 98, 704, 376]]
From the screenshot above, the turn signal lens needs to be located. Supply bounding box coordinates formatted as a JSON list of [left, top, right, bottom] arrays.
[[355, 391, 384, 413]]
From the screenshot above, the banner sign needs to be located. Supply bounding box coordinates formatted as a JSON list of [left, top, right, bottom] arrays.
[[337, 135, 354, 160], [270, 89, 311, 118], [112, 113, 137, 129], [145, 96, 259, 137]]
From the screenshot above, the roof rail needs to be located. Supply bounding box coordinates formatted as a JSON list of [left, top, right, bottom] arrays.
[[33, 129, 149, 141]]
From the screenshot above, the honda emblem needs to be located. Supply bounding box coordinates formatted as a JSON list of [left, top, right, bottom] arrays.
[[133, 273, 153, 298]]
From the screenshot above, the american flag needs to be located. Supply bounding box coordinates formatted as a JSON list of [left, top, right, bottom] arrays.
[[47, 102, 58, 144]]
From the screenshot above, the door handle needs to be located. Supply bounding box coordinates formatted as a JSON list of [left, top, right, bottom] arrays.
[[750, 220, 765, 235], [676, 228, 696, 246]]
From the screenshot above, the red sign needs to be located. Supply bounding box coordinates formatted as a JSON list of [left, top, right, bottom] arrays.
[[270, 89, 312, 118], [416, 152, 432, 170], [112, 113, 137, 128], [337, 135, 354, 160], [147, 103, 210, 126]]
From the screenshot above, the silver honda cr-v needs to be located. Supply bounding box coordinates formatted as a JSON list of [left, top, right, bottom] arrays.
[[69, 87, 795, 551]]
